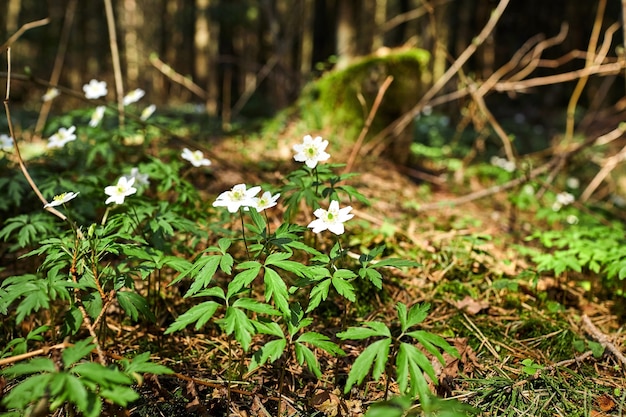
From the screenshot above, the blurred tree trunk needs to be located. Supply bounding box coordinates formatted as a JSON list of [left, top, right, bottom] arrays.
[[5, 0, 22, 34], [336, 0, 358, 69], [194, 0, 220, 115], [122, 0, 141, 87]]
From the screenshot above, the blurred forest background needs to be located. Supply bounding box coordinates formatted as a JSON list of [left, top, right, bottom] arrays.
[[1, 0, 625, 148]]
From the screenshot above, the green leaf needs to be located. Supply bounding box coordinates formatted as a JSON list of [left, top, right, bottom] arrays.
[[296, 332, 345, 356], [248, 339, 287, 372], [343, 338, 391, 393], [117, 291, 156, 322], [306, 278, 331, 313], [364, 396, 413, 417], [406, 330, 459, 364], [226, 262, 261, 299], [253, 320, 285, 338], [0, 373, 52, 410], [164, 300, 220, 334], [332, 274, 356, 302], [263, 267, 291, 317], [183, 255, 221, 296], [396, 342, 436, 399], [294, 343, 322, 378], [337, 322, 391, 340], [405, 303, 430, 330], [232, 297, 280, 315], [120, 351, 173, 377], [221, 306, 255, 351], [62, 338, 95, 368]]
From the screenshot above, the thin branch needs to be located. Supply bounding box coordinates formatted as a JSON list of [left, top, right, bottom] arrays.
[[344, 75, 394, 173], [103, 0, 125, 126], [582, 314, 626, 369], [0, 342, 70, 367], [35, 0, 78, 135], [363, 0, 511, 155], [150, 54, 208, 99], [0, 18, 50, 53], [2, 48, 66, 221]]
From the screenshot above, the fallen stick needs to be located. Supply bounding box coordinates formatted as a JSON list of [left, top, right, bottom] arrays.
[[582, 314, 626, 370]]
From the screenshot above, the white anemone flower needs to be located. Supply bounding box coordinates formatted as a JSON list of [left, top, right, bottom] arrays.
[[44, 192, 79, 208], [42, 87, 60, 102], [213, 183, 261, 213], [122, 88, 145, 106], [122, 167, 150, 187], [140, 104, 156, 121], [552, 192, 575, 211], [0, 134, 14, 151], [104, 177, 137, 205], [83, 79, 108, 99], [47, 126, 77, 149], [181, 148, 211, 167], [293, 134, 330, 169], [307, 200, 354, 235], [89, 106, 106, 127], [253, 191, 280, 212]]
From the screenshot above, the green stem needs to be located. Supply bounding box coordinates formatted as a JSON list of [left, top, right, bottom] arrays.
[[239, 208, 250, 260]]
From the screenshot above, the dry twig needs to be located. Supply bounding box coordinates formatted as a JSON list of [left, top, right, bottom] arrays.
[[582, 315, 626, 369]]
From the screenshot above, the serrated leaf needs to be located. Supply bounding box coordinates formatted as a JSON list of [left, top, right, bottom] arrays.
[[405, 303, 430, 329], [182, 255, 221, 296], [337, 321, 391, 340], [306, 278, 331, 313], [221, 306, 255, 351], [263, 267, 291, 316], [406, 330, 459, 364], [164, 300, 220, 334], [343, 338, 391, 393], [332, 274, 356, 302], [253, 320, 285, 338], [296, 332, 345, 356], [1, 357, 56, 377], [0, 373, 51, 410], [192, 286, 225, 299], [294, 343, 322, 378], [62, 338, 95, 368], [117, 292, 155, 322], [232, 297, 280, 315], [120, 351, 173, 376], [248, 339, 287, 372], [226, 262, 261, 299], [396, 342, 437, 399]]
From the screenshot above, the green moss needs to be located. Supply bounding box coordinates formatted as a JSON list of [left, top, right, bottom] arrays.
[[298, 49, 431, 141]]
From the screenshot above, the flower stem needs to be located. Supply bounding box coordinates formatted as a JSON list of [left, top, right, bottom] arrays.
[[239, 208, 250, 260]]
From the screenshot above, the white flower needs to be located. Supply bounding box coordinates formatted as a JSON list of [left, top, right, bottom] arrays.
[[556, 192, 575, 206], [293, 134, 330, 169], [122, 88, 145, 106], [566, 215, 579, 225], [253, 191, 280, 212], [47, 126, 77, 149], [44, 191, 79, 208], [140, 104, 156, 121], [122, 167, 150, 187], [181, 148, 211, 167], [307, 200, 354, 235], [490, 156, 515, 172], [566, 177, 580, 189], [104, 177, 137, 205], [213, 183, 261, 213], [89, 106, 106, 127], [0, 134, 14, 151], [552, 192, 575, 211], [83, 79, 108, 99], [42, 88, 60, 102]]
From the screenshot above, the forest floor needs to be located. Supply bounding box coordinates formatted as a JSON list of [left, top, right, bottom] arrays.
[[115, 129, 626, 417]]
